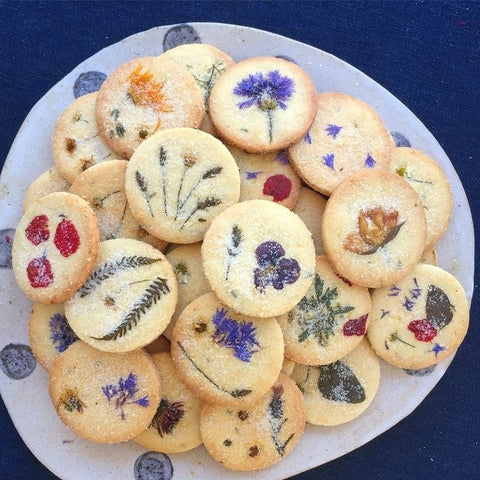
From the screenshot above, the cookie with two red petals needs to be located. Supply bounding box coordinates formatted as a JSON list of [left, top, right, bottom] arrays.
[[367, 263, 470, 369], [201, 200, 316, 317], [200, 373, 306, 471], [209, 56, 317, 153], [288, 92, 395, 195], [12, 192, 100, 304], [48, 341, 160, 443], [95, 56, 205, 159], [23, 167, 70, 212]]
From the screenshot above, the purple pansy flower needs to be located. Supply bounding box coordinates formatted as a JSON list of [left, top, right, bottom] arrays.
[[254, 241, 300, 293], [323, 153, 335, 171], [211, 308, 260, 362], [325, 124, 342, 139], [49, 313, 78, 353], [364, 153, 376, 168]]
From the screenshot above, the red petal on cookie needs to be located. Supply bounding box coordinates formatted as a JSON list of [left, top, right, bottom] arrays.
[[408, 319, 438, 342], [25, 215, 50, 246], [54, 218, 80, 257], [27, 254, 54, 288], [263, 174, 292, 202], [343, 314, 368, 336]]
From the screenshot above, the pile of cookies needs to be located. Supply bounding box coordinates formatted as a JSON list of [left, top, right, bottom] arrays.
[[13, 43, 469, 472]]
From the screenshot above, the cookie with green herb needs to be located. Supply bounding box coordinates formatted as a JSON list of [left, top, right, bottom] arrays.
[[23, 167, 70, 212], [209, 56, 317, 153], [390, 147, 453, 249], [95, 56, 205, 159], [290, 338, 380, 426], [228, 146, 302, 209], [170, 292, 284, 407], [65, 238, 178, 353], [322, 169, 427, 288], [200, 372, 305, 471], [288, 92, 395, 196], [28, 302, 78, 370], [52, 92, 116, 183], [278, 255, 371, 366], [69, 159, 167, 251], [367, 263, 470, 369], [12, 192, 100, 304], [48, 341, 160, 443], [201, 199, 316, 317], [134, 351, 203, 453], [125, 127, 241, 244]]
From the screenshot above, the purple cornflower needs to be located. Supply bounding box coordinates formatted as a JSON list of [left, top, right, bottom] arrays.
[[325, 124, 342, 139], [304, 131, 312, 144], [253, 241, 300, 293], [323, 153, 335, 171], [275, 150, 290, 165], [388, 285, 401, 297], [364, 153, 376, 168], [102, 372, 149, 420], [49, 313, 78, 353], [211, 308, 260, 362], [245, 171, 263, 180], [410, 278, 422, 300], [430, 343, 446, 358], [402, 296, 415, 312]]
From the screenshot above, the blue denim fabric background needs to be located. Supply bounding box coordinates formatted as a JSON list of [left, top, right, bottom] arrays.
[[1, 1, 478, 479]]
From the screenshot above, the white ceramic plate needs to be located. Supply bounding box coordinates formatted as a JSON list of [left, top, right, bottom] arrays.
[[0, 23, 474, 480]]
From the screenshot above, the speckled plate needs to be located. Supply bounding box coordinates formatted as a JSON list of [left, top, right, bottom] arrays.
[[0, 23, 474, 480]]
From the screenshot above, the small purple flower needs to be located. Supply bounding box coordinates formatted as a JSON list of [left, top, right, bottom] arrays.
[[402, 296, 415, 311], [304, 131, 312, 144], [102, 372, 149, 420], [410, 278, 422, 300], [364, 153, 376, 168], [254, 241, 300, 293], [275, 150, 290, 165], [388, 285, 401, 297], [325, 124, 342, 139], [430, 343, 447, 358], [49, 313, 78, 353], [245, 171, 263, 180], [211, 308, 260, 362], [323, 153, 335, 171]]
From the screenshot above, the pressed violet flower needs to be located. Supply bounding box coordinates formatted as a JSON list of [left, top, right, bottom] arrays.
[[253, 241, 300, 293], [233, 70, 295, 143], [49, 313, 78, 353], [211, 308, 260, 362]]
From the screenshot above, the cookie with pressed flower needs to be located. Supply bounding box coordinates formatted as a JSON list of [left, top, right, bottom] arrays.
[[278, 255, 371, 366], [48, 341, 160, 443], [209, 56, 317, 153], [12, 192, 100, 304], [171, 292, 284, 407], [28, 303, 78, 370], [201, 199, 316, 317], [292, 186, 327, 254], [23, 167, 70, 212], [229, 146, 302, 209], [69, 160, 167, 251], [95, 56, 205, 159], [367, 263, 469, 369], [134, 352, 203, 453], [64, 238, 178, 353], [52, 92, 115, 183], [322, 169, 427, 288], [125, 127, 241, 244], [390, 147, 453, 248], [290, 338, 380, 426], [288, 92, 395, 195], [162, 242, 210, 339], [200, 372, 305, 471]]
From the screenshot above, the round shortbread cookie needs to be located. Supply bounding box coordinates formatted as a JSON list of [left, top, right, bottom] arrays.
[[28, 302, 78, 370], [209, 56, 317, 153], [52, 92, 115, 183], [229, 146, 302, 209], [65, 238, 178, 353], [292, 186, 327, 254], [201, 199, 316, 317], [171, 292, 284, 407], [95, 56, 205, 159], [23, 167, 70, 212], [278, 255, 371, 365], [390, 147, 453, 248], [134, 352, 203, 453], [367, 263, 470, 369], [163, 242, 210, 339], [322, 169, 427, 288], [125, 127, 241, 243], [290, 338, 380, 426], [48, 341, 160, 443], [12, 192, 100, 304], [288, 92, 395, 195], [200, 372, 306, 471], [69, 160, 167, 251]]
